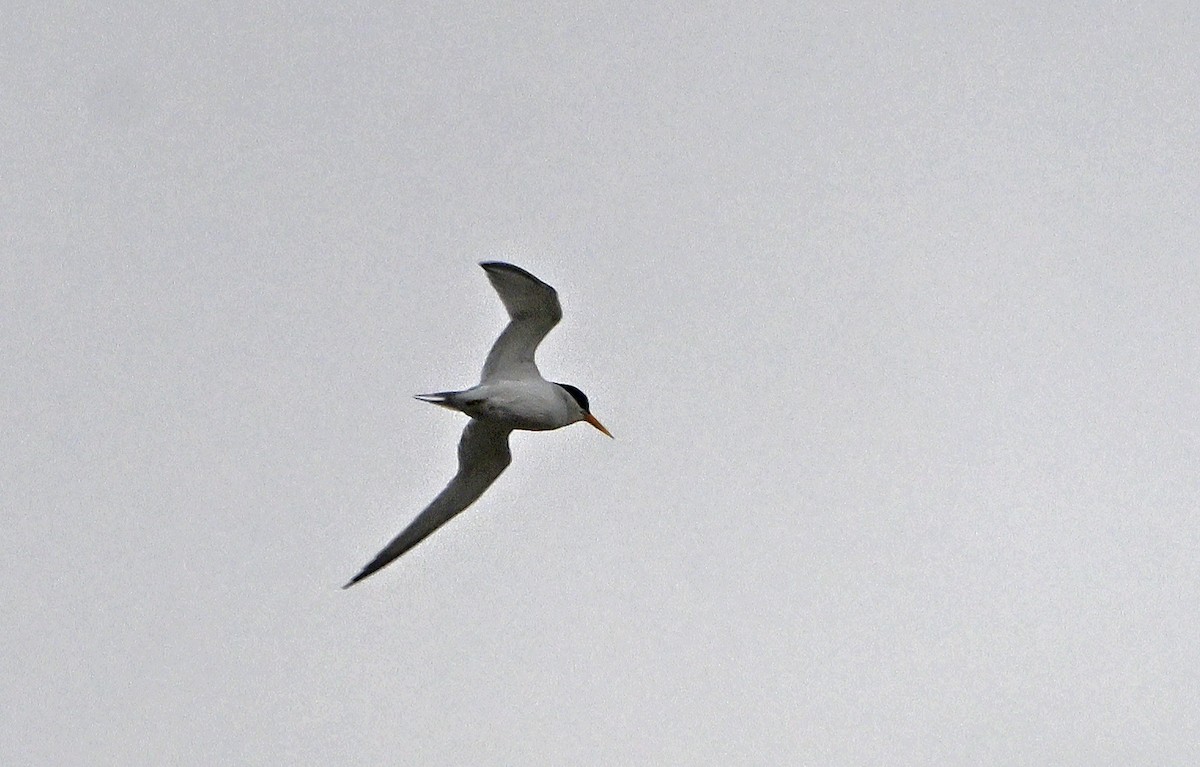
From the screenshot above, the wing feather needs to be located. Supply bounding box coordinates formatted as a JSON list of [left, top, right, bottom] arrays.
[[478, 262, 562, 382], [343, 420, 512, 587]]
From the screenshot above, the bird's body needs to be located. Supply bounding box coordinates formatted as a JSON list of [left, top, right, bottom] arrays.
[[343, 262, 610, 588], [416, 379, 584, 431]]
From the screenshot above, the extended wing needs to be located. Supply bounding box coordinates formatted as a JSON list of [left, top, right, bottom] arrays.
[[343, 419, 513, 587], [478, 262, 562, 382]]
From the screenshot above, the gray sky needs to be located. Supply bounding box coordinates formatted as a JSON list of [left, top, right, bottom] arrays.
[[4, 3, 1198, 764]]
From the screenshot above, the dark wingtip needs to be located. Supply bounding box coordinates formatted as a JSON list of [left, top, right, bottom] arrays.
[[479, 261, 547, 285], [479, 260, 510, 274]]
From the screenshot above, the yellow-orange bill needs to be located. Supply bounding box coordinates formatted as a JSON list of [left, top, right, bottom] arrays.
[[584, 412, 613, 438]]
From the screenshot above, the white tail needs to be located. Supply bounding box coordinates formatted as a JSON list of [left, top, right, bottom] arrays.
[[414, 391, 463, 410]]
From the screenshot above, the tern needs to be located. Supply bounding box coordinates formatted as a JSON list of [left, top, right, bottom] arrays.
[[343, 262, 611, 588]]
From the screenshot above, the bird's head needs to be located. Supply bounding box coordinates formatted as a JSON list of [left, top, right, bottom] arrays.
[[554, 382, 612, 438]]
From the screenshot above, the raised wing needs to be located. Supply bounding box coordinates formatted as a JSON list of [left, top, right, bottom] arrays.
[[478, 262, 562, 382], [343, 420, 513, 587]]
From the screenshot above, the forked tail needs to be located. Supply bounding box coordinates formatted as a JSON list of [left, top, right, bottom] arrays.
[[414, 391, 462, 409]]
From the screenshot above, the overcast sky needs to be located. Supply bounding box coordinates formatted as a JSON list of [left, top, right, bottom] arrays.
[[4, 3, 1198, 764]]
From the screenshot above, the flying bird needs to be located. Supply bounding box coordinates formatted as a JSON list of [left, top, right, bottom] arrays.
[[343, 262, 611, 588]]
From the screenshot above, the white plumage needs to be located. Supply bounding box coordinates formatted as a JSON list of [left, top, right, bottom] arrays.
[[344, 262, 610, 588]]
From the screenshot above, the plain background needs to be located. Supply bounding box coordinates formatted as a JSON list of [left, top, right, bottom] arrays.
[[4, 3, 1197, 764]]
